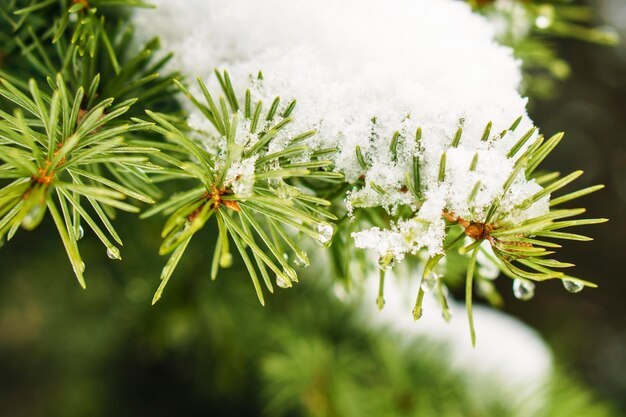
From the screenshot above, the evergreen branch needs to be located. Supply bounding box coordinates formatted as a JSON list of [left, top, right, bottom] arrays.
[[145, 75, 337, 304], [349, 118, 606, 343], [0, 74, 156, 285], [1, 0, 179, 115]]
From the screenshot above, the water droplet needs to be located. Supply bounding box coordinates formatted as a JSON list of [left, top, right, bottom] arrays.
[[535, 15, 551, 29], [421, 272, 439, 292], [282, 253, 290, 262], [77, 225, 84, 241], [376, 295, 385, 310], [219, 252, 233, 268], [293, 252, 310, 268], [21, 204, 45, 230], [562, 279, 584, 294], [106, 247, 121, 260], [285, 267, 298, 281], [276, 275, 290, 289], [317, 224, 334, 246], [412, 306, 423, 320], [73, 261, 86, 275], [378, 252, 396, 271], [535, 5, 555, 29], [513, 279, 535, 301]]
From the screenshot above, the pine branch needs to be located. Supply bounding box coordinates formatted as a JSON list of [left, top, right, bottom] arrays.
[[141, 73, 341, 305], [0, 0, 611, 350], [1, 0, 178, 113], [0, 74, 159, 287], [350, 119, 607, 343]]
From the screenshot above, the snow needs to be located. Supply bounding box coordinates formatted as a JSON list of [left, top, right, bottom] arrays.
[[134, 0, 550, 266], [224, 155, 257, 199]]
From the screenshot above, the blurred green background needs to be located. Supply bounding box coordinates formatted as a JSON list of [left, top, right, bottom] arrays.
[[1, 0, 625, 415], [518, 0, 626, 408]]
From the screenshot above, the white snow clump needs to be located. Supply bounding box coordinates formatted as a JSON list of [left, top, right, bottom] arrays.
[[134, 0, 550, 261]]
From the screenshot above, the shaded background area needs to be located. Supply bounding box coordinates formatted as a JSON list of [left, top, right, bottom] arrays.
[[0, 0, 625, 415], [506, 0, 626, 406]]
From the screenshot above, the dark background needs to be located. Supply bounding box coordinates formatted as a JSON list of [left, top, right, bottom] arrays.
[[509, 0, 626, 405]]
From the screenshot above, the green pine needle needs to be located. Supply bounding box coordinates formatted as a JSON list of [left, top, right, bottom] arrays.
[[143, 75, 337, 304]]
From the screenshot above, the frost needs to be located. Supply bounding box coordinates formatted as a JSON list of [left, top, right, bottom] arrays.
[[352, 216, 446, 261], [224, 156, 257, 199], [135, 0, 550, 262]]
